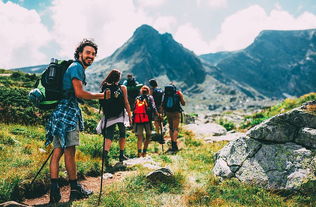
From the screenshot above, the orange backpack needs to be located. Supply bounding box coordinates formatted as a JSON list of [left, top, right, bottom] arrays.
[[133, 96, 150, 123]]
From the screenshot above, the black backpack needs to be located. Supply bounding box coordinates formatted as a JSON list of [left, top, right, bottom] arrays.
[[126, 78, 137, 87], [162, 85, 183, 113], [152, 88, 163, 108], [28, 59, 74, 110], [99, 83, 125, 119]]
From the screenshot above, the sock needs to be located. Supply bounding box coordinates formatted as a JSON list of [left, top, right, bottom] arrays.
[[143, 149, 147, 153], [69, 179, 78, 189], [51, 178, 59, 189], [138, 149, 142, 153], [119, 150, 124, 157]]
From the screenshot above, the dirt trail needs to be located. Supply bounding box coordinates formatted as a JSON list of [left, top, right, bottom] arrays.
[[22, 171, 136, 206]]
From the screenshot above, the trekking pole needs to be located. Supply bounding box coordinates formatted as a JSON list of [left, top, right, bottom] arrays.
[[98, 135, 107, 206], [30, 149, 54, 186]]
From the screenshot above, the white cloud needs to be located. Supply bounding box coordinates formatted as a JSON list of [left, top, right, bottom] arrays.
[[197, 0, 227, 9], [0, 1, 51, 68], [50, 0, 153, 61], [153, 16, 177, 33], [174, 23, 210, 54], [207, 0, 227, 8], [209, 5, 316, 52], [135, 0, 167, 8]]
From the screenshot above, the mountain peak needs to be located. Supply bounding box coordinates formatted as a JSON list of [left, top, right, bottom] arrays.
[[133, 24, 160, 40], [94, 24, 205, 86]]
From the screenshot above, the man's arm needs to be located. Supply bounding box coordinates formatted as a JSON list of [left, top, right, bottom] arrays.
[[72, 79, 104, 100], [178, 91, 186, 106], [121, 85, 132, 117], [121, 85, 133, 125]]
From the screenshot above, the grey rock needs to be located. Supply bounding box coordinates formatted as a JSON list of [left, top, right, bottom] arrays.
[[216, 136, 262, 167], [146, 167, 174, 183], [213, 158, 234, 178], [213, 105, 316, 190], [234, 143, 313, 190], [295, 127, 316, 149], [247, 108, 316, 143], [184, 123, 227, 138], [246, 117, 297, 143]]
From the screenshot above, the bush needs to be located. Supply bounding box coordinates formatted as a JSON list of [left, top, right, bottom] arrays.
[[84, 118, 98, 134], [216, 118, 236, 131], [240, 93, 316, 129]]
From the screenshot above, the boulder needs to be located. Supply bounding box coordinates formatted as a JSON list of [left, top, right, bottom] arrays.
[[146, 167, 174, 183], [213, 104, 316, 190]]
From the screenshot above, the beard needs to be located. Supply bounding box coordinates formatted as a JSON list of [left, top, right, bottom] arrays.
[[82, 57, 93, 67]]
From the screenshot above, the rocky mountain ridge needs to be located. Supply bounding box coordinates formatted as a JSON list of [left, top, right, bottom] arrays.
[[9, 26, 316, 112], [213, 29, 316, 98]]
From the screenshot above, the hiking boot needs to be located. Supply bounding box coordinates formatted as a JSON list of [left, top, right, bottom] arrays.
[[142, 152, 147, 157], [137, 152, 142, 158], [171, 142, 179, 151], [49, 186, 61, 204], [166, 147, 179, 154], [69, 184, 92, 201], [165, 148, 176, 154], [119, 154, 129, 162]]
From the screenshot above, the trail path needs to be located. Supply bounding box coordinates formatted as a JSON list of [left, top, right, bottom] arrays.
[[22, 171, 136, 206]]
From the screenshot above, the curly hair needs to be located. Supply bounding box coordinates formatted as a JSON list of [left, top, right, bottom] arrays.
[[74, 38, 98, 60]]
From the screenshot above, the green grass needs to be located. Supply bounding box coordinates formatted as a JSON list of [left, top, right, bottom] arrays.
[[240, 92, 316, 130]]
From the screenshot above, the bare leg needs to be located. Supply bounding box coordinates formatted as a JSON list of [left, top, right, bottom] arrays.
[[119, 138, 126, 150], [64, 146, 77, 180], [137, 133, 143, 152], [50, 148, 64, 179], [104, 139, 112, 152], [154, 120, 160, 134], [172, 117, 180, 141]]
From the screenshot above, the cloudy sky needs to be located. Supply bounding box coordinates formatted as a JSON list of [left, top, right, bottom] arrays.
[[1, 0, 316, 69]]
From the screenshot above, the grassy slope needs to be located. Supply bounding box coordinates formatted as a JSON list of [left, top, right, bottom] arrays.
[[1, 69, 316, 206], [72, 131, 316, 207]]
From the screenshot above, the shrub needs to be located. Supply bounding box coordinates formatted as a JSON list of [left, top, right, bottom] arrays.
[[216, 118, 236, 131]]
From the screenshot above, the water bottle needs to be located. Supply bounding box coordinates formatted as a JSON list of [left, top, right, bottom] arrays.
[[48, 58, 57, 81]]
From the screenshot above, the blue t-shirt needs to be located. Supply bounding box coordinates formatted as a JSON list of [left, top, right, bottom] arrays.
[[63, 61, 86, 95]]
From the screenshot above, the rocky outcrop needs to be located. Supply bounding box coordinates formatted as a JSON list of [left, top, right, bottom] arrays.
[[213, 103, 316, 190]]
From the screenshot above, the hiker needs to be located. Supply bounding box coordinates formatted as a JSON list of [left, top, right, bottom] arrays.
[[149, 79, 163, 134], [122, 74, 142, 110], [133, 85, 159, 157], [162, 83, 185, 153], [98, 69, 132, 166], [45, 39, 104, 203]]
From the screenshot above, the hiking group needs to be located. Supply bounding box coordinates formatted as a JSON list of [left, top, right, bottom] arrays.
[[29, 38, 185, 204]]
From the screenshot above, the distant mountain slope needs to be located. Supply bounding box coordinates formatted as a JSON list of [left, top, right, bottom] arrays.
[[11, 64, 47, 74], [86, 24, 206, 91], [8, 27, 316, 112], [215, 29, 316, 98], [199, 51, 236, 66]]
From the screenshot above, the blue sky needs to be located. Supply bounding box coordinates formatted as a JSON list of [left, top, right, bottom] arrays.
[[1, 0, 316, 68]]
